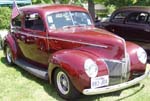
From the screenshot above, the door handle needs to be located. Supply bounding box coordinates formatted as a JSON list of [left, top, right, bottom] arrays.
[[111, 28, 115, 33], [20, 35, 25, 40]]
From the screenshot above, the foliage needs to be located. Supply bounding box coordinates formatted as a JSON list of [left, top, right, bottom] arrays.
[[31, 0, 83, 5], [134, 0, 150, 6], [0, 7, 11, 29], [32, 0, 53, 4], [100, 0, 150, 14]]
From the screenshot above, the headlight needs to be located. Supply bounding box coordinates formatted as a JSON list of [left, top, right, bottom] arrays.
[[84, 59, 98, 78], [137, 47, 147, 64]]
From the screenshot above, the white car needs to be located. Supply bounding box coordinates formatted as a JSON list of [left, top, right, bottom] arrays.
[[0, 30, 8, 49]]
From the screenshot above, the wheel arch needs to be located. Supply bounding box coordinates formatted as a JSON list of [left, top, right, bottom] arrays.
[[47, 49, 95, 92], [3, 34, 18, 60]]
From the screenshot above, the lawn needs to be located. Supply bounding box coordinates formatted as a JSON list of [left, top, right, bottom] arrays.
[[0, 50, 150, 101]]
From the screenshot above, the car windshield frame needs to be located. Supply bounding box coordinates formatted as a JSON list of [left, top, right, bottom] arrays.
[[46, 11, 93, 30]]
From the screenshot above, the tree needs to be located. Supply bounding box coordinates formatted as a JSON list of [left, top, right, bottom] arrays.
[[88, 0, 95, 21], [52, 0, 60, 4], [32, 0, 53, 4]]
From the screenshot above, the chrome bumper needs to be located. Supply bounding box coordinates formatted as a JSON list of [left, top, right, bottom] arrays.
[[83, 69, 149, 95]]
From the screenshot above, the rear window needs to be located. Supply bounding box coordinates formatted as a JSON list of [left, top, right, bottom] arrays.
[[12, 15, 21, 27]]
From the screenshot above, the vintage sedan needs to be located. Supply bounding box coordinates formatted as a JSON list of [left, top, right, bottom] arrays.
[[102, 6, 150, 56], [3, 4, 149, 99]]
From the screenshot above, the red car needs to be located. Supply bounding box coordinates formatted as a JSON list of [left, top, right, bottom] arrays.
[[3, 4, 149, 99]]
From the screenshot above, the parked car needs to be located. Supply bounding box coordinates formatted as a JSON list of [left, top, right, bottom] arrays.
[[102, 6, 150, 56], [0, 30, 8, 49], [3, 4, 149, 99]]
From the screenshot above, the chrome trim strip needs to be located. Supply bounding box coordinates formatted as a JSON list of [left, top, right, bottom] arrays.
[[98, 58, 125, 63], [13, 30, 46, 39], [13, 30, 108, 48], [83, 68, 149, 95], [48, 37, 108, 48]]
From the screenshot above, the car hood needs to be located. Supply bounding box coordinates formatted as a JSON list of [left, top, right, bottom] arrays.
[[48, 27, 126, 60]]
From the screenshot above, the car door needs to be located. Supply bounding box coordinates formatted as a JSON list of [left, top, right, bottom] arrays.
[[104, 11, 129, 38], [123, 12, 150, 42], [16, 12, 49, 67]]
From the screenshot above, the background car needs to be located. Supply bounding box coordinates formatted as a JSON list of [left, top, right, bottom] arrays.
[[0, 30, 8, 49], [102, 6, 150, 58]]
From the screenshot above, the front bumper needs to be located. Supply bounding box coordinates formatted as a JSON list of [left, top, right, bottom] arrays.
[[83, 67, 149, 95]]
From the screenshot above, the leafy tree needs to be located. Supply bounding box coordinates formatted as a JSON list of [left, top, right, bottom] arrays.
[[32, 0, 53, 4], [88, 0, 95, 20], [0, 7, 11, 29]]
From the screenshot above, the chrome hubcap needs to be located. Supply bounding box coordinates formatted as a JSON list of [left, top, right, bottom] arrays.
[[6, 47, 12, 63], [57, 71, 70, 95]]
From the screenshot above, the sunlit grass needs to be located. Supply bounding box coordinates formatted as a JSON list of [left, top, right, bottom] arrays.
[[0, 50, 149, 101]]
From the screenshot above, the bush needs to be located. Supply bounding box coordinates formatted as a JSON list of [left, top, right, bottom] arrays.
[[0, 7, 11, 29]]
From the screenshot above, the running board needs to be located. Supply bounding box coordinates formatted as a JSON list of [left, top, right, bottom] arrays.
[[15, 59, 48, 80]]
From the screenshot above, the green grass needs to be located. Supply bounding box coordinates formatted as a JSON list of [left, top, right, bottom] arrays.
[[0, 50, 150, 101]]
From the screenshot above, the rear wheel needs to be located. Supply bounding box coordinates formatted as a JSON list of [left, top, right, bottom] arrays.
[[5, 44, 14, 65], [53, 68, 81, 99]]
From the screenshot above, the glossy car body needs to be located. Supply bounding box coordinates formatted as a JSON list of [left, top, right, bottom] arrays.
[[3, 5, 149, 99], [102, 6, 150, 56]]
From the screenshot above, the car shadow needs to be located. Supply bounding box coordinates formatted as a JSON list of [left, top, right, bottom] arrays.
[[77, 84, 143, 101], [0, 57, 65, 101], [0, 57, 145, 101]]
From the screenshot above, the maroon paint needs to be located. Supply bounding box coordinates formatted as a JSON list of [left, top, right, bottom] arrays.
[[5, 5, 147, 92]]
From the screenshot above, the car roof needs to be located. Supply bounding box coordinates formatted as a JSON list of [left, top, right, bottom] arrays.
[[115, 6, 150, 13], [19, 4, 88, 14]]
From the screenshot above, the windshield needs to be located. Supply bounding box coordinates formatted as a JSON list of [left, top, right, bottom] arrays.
[[47, 11, 92, 29]]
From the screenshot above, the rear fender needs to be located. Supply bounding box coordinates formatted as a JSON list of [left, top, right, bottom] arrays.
[[4, 33, 18, 60]]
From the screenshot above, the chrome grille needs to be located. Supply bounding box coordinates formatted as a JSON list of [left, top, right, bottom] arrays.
[[104, 58, 130, 85]]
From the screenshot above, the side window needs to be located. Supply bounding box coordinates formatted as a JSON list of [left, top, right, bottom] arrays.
[[24, 13, 44, 31], [111, 12, 129, 23], [12, 15, 21, 27], [126, 12, 148, 24], [147, 15, 150, 23]]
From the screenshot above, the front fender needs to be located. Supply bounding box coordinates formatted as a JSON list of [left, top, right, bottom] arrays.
[[126, 41, 146, 73], [48, 49, 108, 92]]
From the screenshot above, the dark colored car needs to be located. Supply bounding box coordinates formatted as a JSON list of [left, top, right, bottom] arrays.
[[3, 5, 149, 99], [102, 6, 150, 56]]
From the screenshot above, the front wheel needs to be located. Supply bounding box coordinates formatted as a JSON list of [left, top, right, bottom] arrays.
[[5, 44, 14, 65], [53, 68, 81, 99]]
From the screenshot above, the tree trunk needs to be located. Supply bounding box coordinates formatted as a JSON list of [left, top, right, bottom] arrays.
[[68, 0, 73, 4], [88, 0, 95, 21], [52, 0, 60, 4]]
